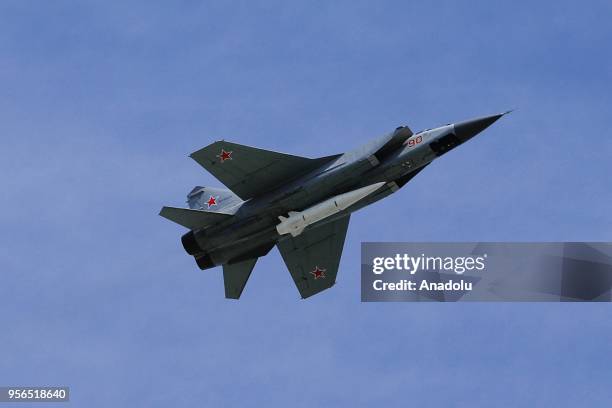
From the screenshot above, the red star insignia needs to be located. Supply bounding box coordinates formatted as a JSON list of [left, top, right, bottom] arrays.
[[310, 266, 326, 280], [217, 149, 233, 163], [206, 195, 218, 208]]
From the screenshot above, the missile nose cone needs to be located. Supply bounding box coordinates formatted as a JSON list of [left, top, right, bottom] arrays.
[[453, 112, 508, 142]]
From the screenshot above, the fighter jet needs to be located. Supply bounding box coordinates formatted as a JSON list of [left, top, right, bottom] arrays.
[[160, 112, 509, 299]]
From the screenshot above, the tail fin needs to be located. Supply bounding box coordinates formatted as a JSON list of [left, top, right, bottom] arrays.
[[187, 186, 243, 214], [223, 258, 258, 299]]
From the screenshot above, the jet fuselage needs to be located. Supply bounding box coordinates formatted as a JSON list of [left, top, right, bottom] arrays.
[[181, 113, 506, 269]]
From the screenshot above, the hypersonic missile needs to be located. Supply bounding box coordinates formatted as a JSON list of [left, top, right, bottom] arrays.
[[276, 182, 386, 237]]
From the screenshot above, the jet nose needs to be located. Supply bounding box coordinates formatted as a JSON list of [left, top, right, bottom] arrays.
[[453, 112, 509, 142]]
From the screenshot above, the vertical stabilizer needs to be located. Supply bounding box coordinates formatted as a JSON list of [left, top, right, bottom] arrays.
[[223, 258, 258, 299]]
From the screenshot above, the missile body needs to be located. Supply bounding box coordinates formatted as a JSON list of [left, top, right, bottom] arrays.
[[276, 182, 385, 237]]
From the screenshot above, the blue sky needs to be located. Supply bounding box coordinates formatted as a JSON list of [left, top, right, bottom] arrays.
[[1, 0, 611, 406]]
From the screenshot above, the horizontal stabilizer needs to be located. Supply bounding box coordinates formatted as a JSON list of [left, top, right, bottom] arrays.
[[223, 258, 258, 299], [159, 206, 231, 229]]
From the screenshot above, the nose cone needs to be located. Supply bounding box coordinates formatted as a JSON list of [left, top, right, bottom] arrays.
[[454, 112, 508, 142]]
